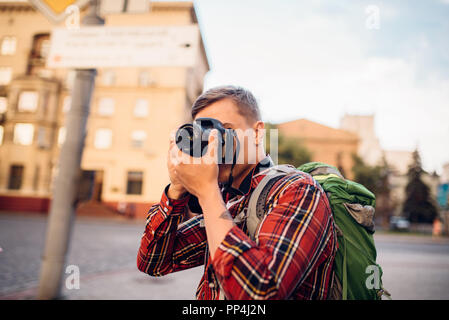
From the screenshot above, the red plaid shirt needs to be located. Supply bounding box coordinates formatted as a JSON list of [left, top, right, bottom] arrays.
[[137, 159, 337, 300]]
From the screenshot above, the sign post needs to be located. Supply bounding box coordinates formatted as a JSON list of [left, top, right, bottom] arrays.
[[37, 0, 104, 300], [35, 0, 198, 299]]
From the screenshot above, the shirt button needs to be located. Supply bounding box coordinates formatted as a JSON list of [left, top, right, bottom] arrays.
[[166, 201, 169, 206], [209, 282, 215, 288], [163, 207, 168, 213]]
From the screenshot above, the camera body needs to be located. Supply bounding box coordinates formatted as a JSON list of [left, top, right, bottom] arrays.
[[175, 117, 239, 163]]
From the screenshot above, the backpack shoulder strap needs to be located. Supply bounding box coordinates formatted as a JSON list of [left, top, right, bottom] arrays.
[[246, 165, 297, 241]]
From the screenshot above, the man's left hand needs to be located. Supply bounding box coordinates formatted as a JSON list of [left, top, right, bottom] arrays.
[[169, 129, 220, 201]]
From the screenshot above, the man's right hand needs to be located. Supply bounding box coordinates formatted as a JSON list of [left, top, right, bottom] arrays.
[[167, 134, 187, 200]]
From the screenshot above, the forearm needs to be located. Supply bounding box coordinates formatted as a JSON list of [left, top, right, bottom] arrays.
[[198, 186, 235, 259], [138, 186, 206, 275]]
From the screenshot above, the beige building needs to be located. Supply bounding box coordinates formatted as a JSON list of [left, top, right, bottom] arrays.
[[340, 114, 443, 217], [340, 114, 383, 167], [277, 118, 359, 179], [383, 150, 413, 175], [0, 1, 209, 218]]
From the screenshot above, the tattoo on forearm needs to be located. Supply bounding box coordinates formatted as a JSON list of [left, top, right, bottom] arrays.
[[219, 210, 234, 221]]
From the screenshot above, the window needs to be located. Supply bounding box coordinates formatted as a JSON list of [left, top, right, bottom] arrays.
[[62, 96, 71, 113], [0, 67, 12, 85], [131, 130, 146, 148], [94, 128, 112, 149], [8, 165, 24, 190], [126, 171, 143, 195], [40, 39, 51, 59], [138, 71, 152, 86], [58, 127, 66, 146], [133, 99, 149, 118], [0, 97, 6, 113], [18, 91, 38, 112], [1, 36, 16, 55], [102, 70, 115, 86], [0, 126, 3, 145], [31, 34, 50, 60], [14, 123, 34, 145], [98, 98, 115, 116]]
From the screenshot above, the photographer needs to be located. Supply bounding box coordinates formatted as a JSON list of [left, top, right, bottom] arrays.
[[137, 86, 337, 300]]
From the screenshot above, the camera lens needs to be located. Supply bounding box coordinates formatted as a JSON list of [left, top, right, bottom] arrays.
[[175, 123, 195, 157], [175, 118, 239, 162]]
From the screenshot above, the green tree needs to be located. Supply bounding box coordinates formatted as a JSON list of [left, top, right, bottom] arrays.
[[351, 154, 381, 194], [265, 123, 312, 167], [351, 154, 395, 228], [403, 150, 438, 223]]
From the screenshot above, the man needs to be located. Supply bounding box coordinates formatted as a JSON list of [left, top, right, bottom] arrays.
[[137, 86, 337, 299]]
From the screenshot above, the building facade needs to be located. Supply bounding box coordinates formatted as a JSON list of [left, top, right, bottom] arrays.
[[277, 118, 359, 179], [0, 1, 209, 218], [339, 114, 384, 167]]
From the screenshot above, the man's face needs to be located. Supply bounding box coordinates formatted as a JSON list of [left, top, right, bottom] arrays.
[[194, 98, 261, 183]]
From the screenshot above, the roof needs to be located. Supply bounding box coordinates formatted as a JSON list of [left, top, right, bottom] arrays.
[[277, 118, 359, 143]]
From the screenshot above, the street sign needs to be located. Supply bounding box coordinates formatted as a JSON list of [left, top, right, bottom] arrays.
[[46, 25, 200, 68], [29, 0, 89, 23]]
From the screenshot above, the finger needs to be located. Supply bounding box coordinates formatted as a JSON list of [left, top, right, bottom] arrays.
[[204, 129, 219, 162], [168, 142, 180, 166], [169, 129, 177, 143]]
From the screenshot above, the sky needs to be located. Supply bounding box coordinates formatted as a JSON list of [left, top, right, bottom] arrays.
[[174, 1, 449, 173]]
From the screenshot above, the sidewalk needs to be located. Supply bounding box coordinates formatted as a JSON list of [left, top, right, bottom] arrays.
[[1, 266, 204, 300], [374, 231, 449, 245]]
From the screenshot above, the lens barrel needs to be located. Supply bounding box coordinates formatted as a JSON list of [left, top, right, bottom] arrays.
[[175, 118, 238, 162]]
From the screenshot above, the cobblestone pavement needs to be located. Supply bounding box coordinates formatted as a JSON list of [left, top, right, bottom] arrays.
[[0, 213, 202, 299], [1, 213, 449, 299]]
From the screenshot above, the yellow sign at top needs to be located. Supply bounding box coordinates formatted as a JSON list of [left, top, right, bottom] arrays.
[[41, 0, 78, 14], [29, 0, 89, 23]]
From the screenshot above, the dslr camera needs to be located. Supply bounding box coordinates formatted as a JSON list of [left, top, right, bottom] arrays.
[[175, 118, 240, 164]]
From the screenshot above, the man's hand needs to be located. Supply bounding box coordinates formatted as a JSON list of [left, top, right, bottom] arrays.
[[167, 133, 187, 200], [169, 129, 234, 260], [169, 130, 220, 201]]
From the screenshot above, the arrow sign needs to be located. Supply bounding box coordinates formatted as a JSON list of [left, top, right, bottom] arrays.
[[29, 0, 89, 24], [46, 25, 200, 68]]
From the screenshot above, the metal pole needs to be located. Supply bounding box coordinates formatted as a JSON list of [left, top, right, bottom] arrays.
[[37, 0, 104, 300]]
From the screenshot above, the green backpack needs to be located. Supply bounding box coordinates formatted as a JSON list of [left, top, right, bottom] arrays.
[[246, 162, 391, 300]]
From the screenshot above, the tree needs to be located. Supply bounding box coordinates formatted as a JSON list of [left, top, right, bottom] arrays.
[[402, 150, 438, 223], [351, 154, 395, 228], [265, 123, 312, 167], [351, 154, 381, 194]]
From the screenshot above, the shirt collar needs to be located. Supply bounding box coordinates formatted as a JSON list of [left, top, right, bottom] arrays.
[[223, 155, 274, 197]]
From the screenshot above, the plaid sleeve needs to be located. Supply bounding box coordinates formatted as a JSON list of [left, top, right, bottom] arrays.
[[137, 185, 207, 276], [211, 175, 335, 299]]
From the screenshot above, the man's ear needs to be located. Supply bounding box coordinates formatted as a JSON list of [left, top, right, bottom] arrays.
[[253, 121, 265, 146]]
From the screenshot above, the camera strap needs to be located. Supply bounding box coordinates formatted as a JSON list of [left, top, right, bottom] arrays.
[[223, 132, 240, 192]]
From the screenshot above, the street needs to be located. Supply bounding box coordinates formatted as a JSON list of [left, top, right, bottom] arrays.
[[1, 213, 448, 300]]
